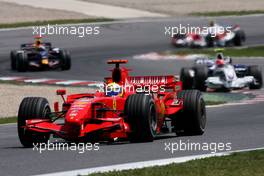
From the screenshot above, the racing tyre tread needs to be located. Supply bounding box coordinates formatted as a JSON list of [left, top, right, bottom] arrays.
[[10, 50, 17, 70], [180, 67, 193, 89], [125, 94, 157, 142], [174, 90, 206, 136], [60, 50, 71, 70], [16, 53, 28, 72], [233, 30, 245, 46], [248, 65, 263, 89], [193, 66, 208, 92], [18, 97, 51, 147]]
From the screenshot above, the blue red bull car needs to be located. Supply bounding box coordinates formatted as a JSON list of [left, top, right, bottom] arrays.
[[10, 36, 71, 72]]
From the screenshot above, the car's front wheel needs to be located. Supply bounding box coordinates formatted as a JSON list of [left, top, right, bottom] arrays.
[[248, 65, 263, 89], [193, 65, 208, 92], [16, 53, 28, 72], [180, 67, 194, 89], [18, 97, 51, 147]]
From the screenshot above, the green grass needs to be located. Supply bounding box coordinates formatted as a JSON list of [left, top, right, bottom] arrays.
[[203, 92, 253, 105], [167, 46, 264, 57], [0, 18, 113, 29], [205, 101, 226, 105], [90, 149, 264, 176], [190, 10, 264, 17], [0, 117, 17, 124]]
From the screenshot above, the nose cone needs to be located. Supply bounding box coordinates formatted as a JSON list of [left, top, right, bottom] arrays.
[[65, 98, 92, 124]]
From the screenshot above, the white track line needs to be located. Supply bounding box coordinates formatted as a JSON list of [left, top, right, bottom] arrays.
[[0, 76, 25, 81], [24, 79, 54, 83], [35, 147, 264, 176], [55, 80, 90, 85], [0, 76, 104, 86], [0, 123, 16, 127], [133, 52, 264, 61]]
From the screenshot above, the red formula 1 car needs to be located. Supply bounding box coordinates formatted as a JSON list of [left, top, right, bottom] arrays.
[[18, 60, 206, 147]]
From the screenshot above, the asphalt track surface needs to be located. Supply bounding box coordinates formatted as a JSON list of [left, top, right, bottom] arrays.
[[1, 103, 264, 176], [1, 15, 264, 80], [0, 15, 264, 176]]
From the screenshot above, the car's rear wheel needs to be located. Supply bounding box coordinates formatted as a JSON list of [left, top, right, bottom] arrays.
[[173, 90, 206, 136], [18, 97, 51, 147], [180, 67, 194, 89], [172, 34, 186, 47], [16, 53, 28, 72], [10, 50, 17, 70], [248, 65, 263, 89], [205, 34, 214, 47], [125, 94, 157, 142], [60, 50, 71, 70], [193, 65, 208, 91], [234, 30, 246, 46]]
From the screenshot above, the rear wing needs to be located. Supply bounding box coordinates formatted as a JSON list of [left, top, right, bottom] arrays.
[[107, 59, 128, 64], [107, 59, 128, 68], [20, 42, 52, 50], [104, 59, 182, 91], [105, 75, 181, 90], [128, 75, 181, 88]]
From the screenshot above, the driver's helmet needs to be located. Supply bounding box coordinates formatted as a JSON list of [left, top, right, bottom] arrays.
[[209, 20, 215, 27], [216, 53, 224, 60], [216, 58, 225, 67], [34, 35, 43, 48], [106, 82, 123, 96]]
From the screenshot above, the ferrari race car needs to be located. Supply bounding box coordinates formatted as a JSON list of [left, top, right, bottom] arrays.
[[180, 53, 263, 92], [17, 60, 206, 147], [10, 36, 71, 72], [171, 23, 246, 48]]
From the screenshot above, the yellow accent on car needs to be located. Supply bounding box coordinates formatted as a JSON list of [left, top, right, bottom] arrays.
[[113, 98, 117, 110], [41, 59, 49, 65]]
